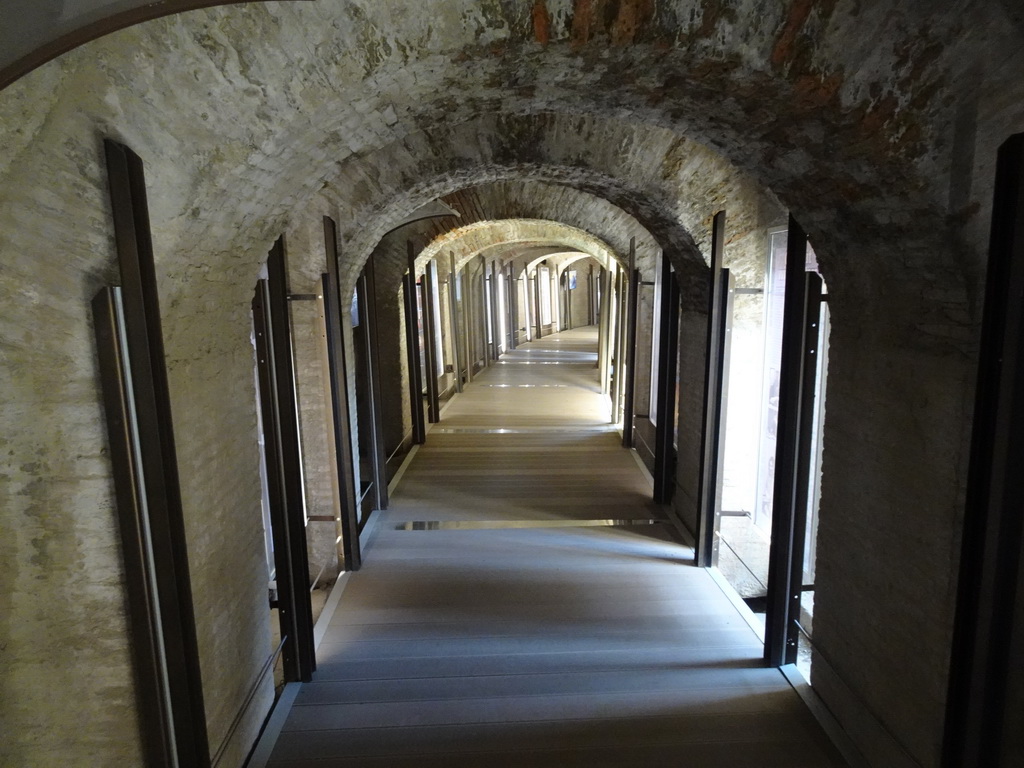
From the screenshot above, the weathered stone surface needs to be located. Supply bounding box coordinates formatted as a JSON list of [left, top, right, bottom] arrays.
[[1, 1, 1023, 766]]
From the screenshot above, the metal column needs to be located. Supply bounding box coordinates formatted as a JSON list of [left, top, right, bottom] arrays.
[[764, 216, 822, 667], [622, 241, 640, 450], [652, 254, 681, 504], [533, 270, 543, 339], [403, 242, 426, 444], [422, 259, 441, 423], [447, 254, 464, 393], [597, 267, 612, 394], [357, 255, 390, 512], [506, 262, 517, 350], [944, 132, 1024, 767], [322, 216, 361, 570], [697, 211, 728, 567], [96, 139, 211, 767]]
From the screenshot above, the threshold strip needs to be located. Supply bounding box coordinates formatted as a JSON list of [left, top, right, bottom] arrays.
[[496, 360, 595, 365], [430, 426, 617, 434], [479, 384, 571, 388], [396, 518, 666, 531]]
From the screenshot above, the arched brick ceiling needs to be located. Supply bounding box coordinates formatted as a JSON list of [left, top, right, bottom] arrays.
[[415, 219, 616, 276], [2, 0, 1019, 348], [372, 217, 618, 303], [368, 179, 665, 290]]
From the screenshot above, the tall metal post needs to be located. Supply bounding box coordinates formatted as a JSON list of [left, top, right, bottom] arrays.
[[764, 215, 821, 667], [322, 217, 361, 570], [622, 240, 640, 449], [422, 259, 440, 423], [357, 254, 390, 511], [447, 253, 463, 393], [533, 269, 543, 339], [944, 133, 1024, 767], [610, 269, 624, 419], [597, 267, 612, 393], [506, 262, 517, 350], [653, 255, 681, 504], [404, 242, 426, 443], [697, 211, 728, 566], [98, 139, 212, 766], [489, 259, 501, 359]]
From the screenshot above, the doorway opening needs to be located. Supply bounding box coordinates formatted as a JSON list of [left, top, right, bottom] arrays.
[[712, 227, 830, 681]]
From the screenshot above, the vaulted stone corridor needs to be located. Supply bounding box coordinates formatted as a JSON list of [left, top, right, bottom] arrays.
[[2, 2, 1024, 767], [251, 328, 845, 767]]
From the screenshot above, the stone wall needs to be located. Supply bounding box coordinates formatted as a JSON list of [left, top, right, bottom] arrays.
[[2, 2, 1024, 766]]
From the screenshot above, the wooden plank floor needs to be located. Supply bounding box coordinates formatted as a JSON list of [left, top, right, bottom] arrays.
[[262, 326, 846, 767]]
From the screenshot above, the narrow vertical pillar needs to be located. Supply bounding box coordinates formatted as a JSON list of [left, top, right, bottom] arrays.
[[653, 255, 681, 504], [697, 211, 728, 566], [533, 270, 543, 339], [597, 267, 612, 393], [944, 133, 1024, 767], [357, 254, 390, 511], [477, 257, 490, 367], [588, 264, 596, 326], [422, 259, 440, 423], [610, 269, 624, 418], [622, 239, 640, 449], [567, 268, 574, 330], [764, 216, 821, 667], [463, 267, 475, 382], [404, 242, 426, 443], [506, 263, 517, 350], [99, 140, 212, 765], [447, 254, 464, 393], [322, 217, 361, 570], [489, 259, 501, 359]]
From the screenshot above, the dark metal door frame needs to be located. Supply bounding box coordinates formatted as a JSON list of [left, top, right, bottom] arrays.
[[943, 133, 1024, 767], [696, 265, 734, 568], [421, 259, 441, 423], [764, 216, 823, 667], [355, 255, 390, 514], [404, 243, 426, 444], [478, 257, 490, 368], [697, 211, 728, 566], [506, 262, 517, 351], [96, 139, 210, 767], [610, 269, 624, 422], [447, 254, 464, 394], [563, 269, 572, 331], [652, 253, 681, 504], [588, 264, 596, 326], [622, 241, 640, 449], [253, 236, 317, 683], [322, 217, 361, 571], [489, 259, 501, 359], [533, 270, 543, 340]]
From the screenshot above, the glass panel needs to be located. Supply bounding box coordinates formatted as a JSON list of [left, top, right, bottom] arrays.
[[497, 272, 507, 352], [539, 267, 552, 325]]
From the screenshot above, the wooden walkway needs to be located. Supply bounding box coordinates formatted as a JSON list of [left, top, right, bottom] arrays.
[[257, 327, 846, 767]]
